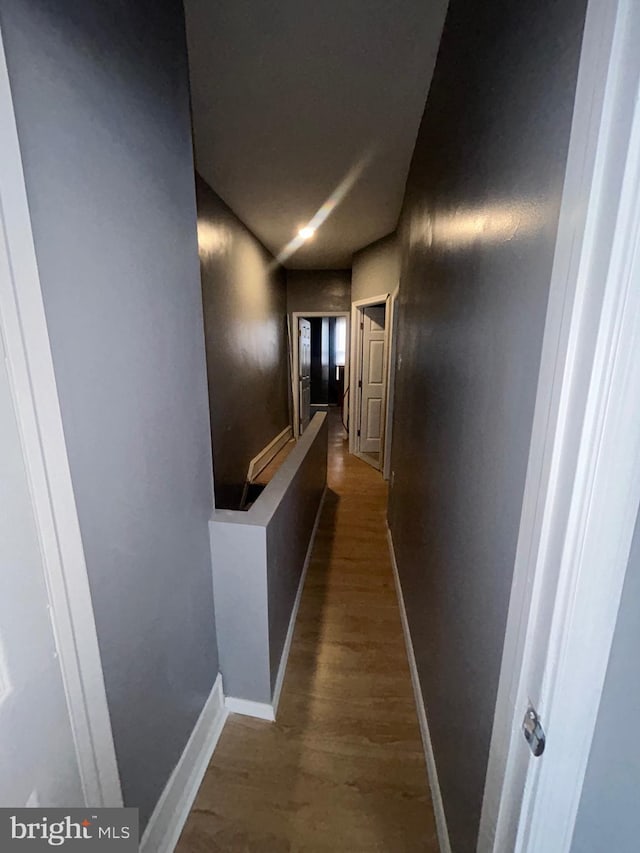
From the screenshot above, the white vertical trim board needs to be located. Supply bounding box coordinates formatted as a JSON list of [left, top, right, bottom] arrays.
[[480, 2, 640, 851], [247, 425, 293, 483], [140, 674, 227, 853], [383, 286, 400, 482], [0, 29, 122, 807], [387, 528, 451, 853]]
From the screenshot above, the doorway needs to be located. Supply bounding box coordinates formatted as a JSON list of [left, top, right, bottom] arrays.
[[292, 312, 350, 437], [349, 294, 392, 472]]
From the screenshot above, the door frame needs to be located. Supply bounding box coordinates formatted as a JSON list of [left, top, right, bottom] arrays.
[[382, 286, 400, 481], [0, 30, 122, 807], [349, 293, 390, 468], [479, 0, 640, 849], [290, 311, 350, 438]]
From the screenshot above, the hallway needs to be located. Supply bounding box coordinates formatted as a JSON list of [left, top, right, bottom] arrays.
[[176, 411, 437, 851]]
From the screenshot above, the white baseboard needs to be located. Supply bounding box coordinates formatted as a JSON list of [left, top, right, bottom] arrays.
[[271, 484, 328, 716], [140, 673, 227, 853], [387, 527, 452, 853], [247, 425, 293, 483], [224, 696, 275, 721]]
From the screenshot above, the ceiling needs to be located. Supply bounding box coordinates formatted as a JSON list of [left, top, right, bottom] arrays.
[[184, 0, 448, 269]]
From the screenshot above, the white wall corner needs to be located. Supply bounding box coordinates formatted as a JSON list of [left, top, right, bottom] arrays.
[[224, 696, 275, 722], [140, 673, 227, 853], [387, 527, 452, 853]]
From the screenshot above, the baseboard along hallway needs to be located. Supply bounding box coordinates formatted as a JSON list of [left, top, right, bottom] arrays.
[[175, 410, 437, 851]]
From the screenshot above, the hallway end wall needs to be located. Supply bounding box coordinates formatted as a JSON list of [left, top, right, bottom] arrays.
[[387, 0, 588, 849], [286, 269, 351, 315], [197, 175, 290, 510], [0, 0, 219, 830], [351, 233, 400, 303]]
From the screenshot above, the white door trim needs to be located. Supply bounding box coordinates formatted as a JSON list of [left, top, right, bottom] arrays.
[[382, 286, 400, 481], [349, 293, 390, 467], [0, 29, 122, 807], [480, 1, 640, 850], [290, 311, 350, 438]]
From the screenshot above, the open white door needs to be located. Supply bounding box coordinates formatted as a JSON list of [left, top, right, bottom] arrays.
[[0, 351, 85, 807], [359, 304, 386, 455], [480, 1, 640, 850], [298, 318, 311, 434]]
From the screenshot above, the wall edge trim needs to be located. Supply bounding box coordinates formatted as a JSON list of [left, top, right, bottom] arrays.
[[387, 526, 452, 853], [140, 674, 227, 853], [247, 425, 293, 483]]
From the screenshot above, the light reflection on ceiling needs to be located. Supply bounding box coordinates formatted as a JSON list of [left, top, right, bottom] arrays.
[[274, 151, 374, 268]]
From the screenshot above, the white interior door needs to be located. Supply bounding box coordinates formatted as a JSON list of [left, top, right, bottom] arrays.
[[359, 304, 387, 454], [479, 3, 640, 849], [0, 347, 83, 808], [298, 318, 311, 434]]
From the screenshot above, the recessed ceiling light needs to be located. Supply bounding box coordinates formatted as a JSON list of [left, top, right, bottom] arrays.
[[298, 226, 315, 240]]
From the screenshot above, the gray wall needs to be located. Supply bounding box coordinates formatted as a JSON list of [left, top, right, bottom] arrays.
[[209, 413, 327, 704], [351, 233, 400, 303], [571, 509, 640, 853], [266, 414, 327, 691], [286, 269, 351, 315], [197, 175, 290, 509], [209, 521, 271, 703], [0, 0, 218, 829], [387, 0, 587, 849]]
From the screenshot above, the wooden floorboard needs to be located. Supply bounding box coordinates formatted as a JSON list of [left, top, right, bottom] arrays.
[[176, 411, 437, 852]]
